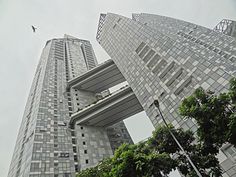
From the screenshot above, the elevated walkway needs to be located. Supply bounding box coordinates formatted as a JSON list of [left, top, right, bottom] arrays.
[[67, 60, 126, 92], [69, 86, 143, 127]]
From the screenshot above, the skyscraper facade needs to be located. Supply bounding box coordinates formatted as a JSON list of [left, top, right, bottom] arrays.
[[8, 35, 132, 177], [96, 13, 236, 177], [214, 19, 236, 38]]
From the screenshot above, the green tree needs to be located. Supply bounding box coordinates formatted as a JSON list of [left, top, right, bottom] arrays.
[[77, 125, 222, 177], [148, 125, 222, 177], [76, 166, 98, 177], [110, 143, 177, 177], [77, 158, 112, 177], [77, 142, 178, 177], [97, 158, 113, 177], [179, 78, 236, 154]]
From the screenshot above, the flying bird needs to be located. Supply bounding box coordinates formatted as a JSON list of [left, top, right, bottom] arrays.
[[31, 25, 37, 33]]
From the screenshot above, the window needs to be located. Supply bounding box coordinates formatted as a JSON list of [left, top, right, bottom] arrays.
[[160, 91, 166, 97], [84, 150, 87, 154], [208, 46, 214, 50], [159, 61, 175, 79], [73, 147, 77, 153], [75, 164, 79, 172], [74, 155, 78, 161], [30, 162, 40, 172], [82, 133, 84, 137], [72, 138, 76, 144], [174, 76, 193, 96], [225, 146, 236, 158], [81, 126, 83, 130], [213, 48, 220, 53], [139, 46, 150, 58], [135, 42, 146, 54], [230, 56, 236, 62], [146, 53, 161, 69], [85, 159, 89, 164], [83, 141, 86, 145], [152, 59, 168, 74], [143, 49, 155, 63], [166, 68, 183, 87], [64, 173, 71, 177], [60, 152, 69, 158]]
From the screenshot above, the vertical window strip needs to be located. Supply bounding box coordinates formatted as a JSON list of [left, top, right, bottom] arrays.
[[146, 53, 161, 69], [166, 68, 183, 87], [152, 59, 168, 74], [139, 46, 150, 58], [135, 42, 146, 54], [174, 76, 193, 95], [143, 49, 155, 63], [159, 61, 175, 79]]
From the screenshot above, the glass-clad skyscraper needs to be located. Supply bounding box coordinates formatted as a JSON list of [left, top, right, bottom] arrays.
[[96, 13, 236, 177], [7, 35, 132, 177]]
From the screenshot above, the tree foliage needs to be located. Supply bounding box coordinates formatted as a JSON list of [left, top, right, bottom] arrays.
[[76, 158, 112, 177], [113, 143, 178, 177], [77, 126, 221, 177], [179, 78, 236, 154], [77, 142, 178, 177], [148, 125, 221, 177]]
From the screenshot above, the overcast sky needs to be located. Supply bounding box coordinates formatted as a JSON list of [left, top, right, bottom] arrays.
[[0, 0, 236, 176]]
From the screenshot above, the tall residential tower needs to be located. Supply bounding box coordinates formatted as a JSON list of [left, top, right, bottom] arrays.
[[96, 13, 236, 177], [8, 35, 132, 177]]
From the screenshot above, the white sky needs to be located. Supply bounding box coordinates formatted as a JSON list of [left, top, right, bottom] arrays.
[[0, 0, 236, 176]]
